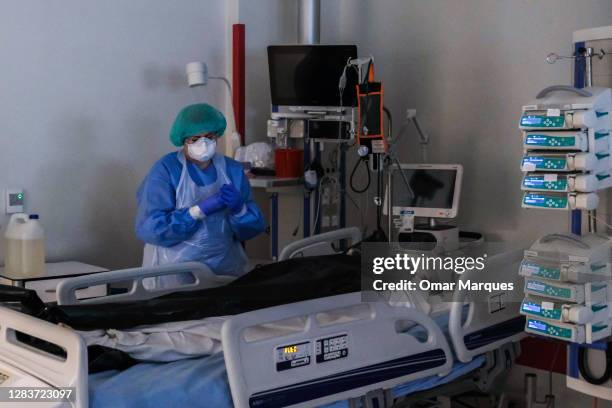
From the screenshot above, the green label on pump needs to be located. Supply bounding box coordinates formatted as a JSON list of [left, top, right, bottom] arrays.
[[521, 262, 562, 280], [525, 279, 572, 299], [527, 318, 573, 340], [525, 134, 576, 147], [523, 193, 568, 209], [521, 115, 566, 128], [522, 156, 568, 170], [522, 175, 568, 191]]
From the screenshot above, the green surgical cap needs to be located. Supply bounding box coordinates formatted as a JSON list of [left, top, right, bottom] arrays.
[[169, 103, 227, 146]]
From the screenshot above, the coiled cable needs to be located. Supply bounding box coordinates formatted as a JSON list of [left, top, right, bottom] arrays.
[[578, 343, 612, 385], [350, 157, 371, 193]]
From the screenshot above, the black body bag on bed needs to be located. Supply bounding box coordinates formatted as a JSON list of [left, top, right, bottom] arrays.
[[0, 284, 46, 316], [38, 254, 361, 330]]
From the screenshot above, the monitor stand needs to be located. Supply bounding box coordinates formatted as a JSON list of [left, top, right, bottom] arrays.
[[398, 217, 459, 253], [415, 217, 457, 232]]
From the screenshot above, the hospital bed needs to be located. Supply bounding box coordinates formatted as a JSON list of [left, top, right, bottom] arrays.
[[0, 228, 525, 408]]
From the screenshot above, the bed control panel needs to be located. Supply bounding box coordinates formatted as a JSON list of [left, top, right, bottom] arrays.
[[316, 333, 349, 363], [275, 341, 311, 371]]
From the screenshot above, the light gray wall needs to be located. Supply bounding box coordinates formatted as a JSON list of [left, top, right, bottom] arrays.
[[238, 1, 612, 246], [321, 0, 612, 245], [0, 0, 228, 269], [236, 0, 349, 143], [238, 0, 298, 144], [321, 4, 612, 399], [236, 0, 302, 259]]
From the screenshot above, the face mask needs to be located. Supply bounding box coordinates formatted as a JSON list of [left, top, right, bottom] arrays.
[[187, 138, 216, 162]]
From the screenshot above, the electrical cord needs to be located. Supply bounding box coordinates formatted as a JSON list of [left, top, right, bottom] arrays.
[[544, 343, 561, 408], [578, 343, 612, 385], [350, 157, 371, 193], [291, 198, 303, 237], [312, 187, 322, 233], [358, 59, 375, 138], [383, 106, 392, 141], [376, 161, 384, 233]]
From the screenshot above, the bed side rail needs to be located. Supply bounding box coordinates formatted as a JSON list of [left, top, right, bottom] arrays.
[[0, 306, 87, 408], [279, 227, 362, 261], [223, 292, 452, 408], [57, 262, 234, 305], [449, 249, 526, 363]]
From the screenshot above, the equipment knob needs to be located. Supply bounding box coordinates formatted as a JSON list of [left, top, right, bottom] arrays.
[[357, 145, 369, 157]]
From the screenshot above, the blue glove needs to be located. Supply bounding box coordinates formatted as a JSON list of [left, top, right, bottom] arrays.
[[197, 194, 226, 216], [220, 184, 245, 215]]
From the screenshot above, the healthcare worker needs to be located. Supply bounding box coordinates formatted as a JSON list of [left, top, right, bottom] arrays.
[[135, 103, 265, 285]]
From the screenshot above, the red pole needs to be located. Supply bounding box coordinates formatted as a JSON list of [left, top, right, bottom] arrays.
[[232, 24, 246, 146]]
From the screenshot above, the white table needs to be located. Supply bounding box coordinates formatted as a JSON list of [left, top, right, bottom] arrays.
[[0, 261, 109, 303], [249, 176, 302, 189]]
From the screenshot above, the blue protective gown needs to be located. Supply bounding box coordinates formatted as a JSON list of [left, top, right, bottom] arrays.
[[135, 151, 266, 274]]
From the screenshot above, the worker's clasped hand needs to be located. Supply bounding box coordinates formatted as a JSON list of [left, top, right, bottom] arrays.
[[196, 184, 243, 216], [220, 184, 244, 214], [197, 194, 226, 216]]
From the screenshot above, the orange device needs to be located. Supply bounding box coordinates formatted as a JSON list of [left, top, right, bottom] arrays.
[[356, 63, 387, 154]]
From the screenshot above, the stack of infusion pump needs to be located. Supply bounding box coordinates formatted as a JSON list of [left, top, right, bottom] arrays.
[[519, 86, 612, 210], [520, 233, 612, 343]]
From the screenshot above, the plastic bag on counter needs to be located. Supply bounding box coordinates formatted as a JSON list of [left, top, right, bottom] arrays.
[[234, 142, 275, 169]]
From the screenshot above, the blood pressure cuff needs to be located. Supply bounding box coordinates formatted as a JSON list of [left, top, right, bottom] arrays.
[[39, 254, 361, 331]]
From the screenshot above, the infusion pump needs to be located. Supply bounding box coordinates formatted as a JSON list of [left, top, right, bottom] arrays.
[[519, 86, 612, 210]]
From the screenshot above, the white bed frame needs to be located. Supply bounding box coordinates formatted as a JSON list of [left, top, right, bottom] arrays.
[[0, 228, 525, 408], [0, 307, 87, 408], [56, 262, 233, 305], [449, 248, 526, 363], [223, 292, 452, 408]]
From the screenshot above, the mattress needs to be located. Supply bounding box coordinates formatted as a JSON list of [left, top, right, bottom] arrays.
[[89, 307, 484, 408], [89, 351, 483, 408]]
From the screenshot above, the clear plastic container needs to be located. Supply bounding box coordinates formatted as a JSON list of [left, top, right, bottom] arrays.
[[4, 213, 45, 278]]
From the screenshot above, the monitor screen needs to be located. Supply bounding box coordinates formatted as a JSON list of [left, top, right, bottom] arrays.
[[392, 168, 457, 209], [268, 45, 358, 107]]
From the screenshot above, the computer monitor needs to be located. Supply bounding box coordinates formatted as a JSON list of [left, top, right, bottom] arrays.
[[388, 164, 463, 219], [267, 45, 358, 110]]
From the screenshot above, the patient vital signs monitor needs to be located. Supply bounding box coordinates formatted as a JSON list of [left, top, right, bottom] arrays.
[[387, 164, 463, 252], [267, 45, 358, 110], [389, 164, 463, 219]]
